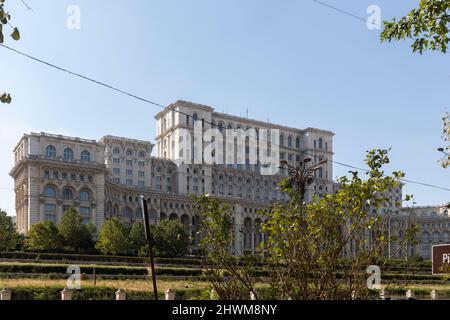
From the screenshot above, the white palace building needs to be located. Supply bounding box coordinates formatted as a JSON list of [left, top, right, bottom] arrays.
[[9, 100, 449, 258]]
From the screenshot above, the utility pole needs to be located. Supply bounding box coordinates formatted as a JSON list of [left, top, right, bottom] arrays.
[[140, 195, 158, 300]]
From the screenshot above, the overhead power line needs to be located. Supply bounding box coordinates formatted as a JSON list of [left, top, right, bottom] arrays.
[[1, 43, 449, 193]]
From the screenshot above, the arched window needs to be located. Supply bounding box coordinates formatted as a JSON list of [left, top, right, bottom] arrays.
[[181, 214, 190, 226], [254, 218, 262, 248], [79, 189, 90, 201], [433, 231, 440, 243], [80, 150, 91, 162], [317, 168, 323, 179], [46, 145, 56, 159], [63, 188, 73, 200], [443, 232, 450, 244], [318, 138, 323, 149], [288, 136, 292, 147], [126, 149, 134, 157], [160, 212, 167, 221], [149, 209, 158, 224], [227, 123, 233, 130], [422, 232, 430, 258], [279, 135, 284, 146], [295, 137, 300, 149], [45, 185, 56, 197], [113, 147, 121, 155], [138, 151, 146, 158], [218, 122, 224, 133], [169, 213, 179, 221], [64, 148, 74, 161], [244, 217, 252, 251]]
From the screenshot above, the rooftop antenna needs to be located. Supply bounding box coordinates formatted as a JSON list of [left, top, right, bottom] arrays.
[[246, 108, 249, 118]]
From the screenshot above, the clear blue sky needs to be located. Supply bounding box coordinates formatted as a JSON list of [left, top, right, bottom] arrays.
[[1, 0, 449, 216]]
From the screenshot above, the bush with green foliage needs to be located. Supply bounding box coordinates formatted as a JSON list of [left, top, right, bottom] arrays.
[[152, 220, 190, 258], [0, 209, 23, 251], [58, 208, 95, 253], [129, 221, 147, 256], [96, 217, 131, 255], [25, 221, 62, 253]]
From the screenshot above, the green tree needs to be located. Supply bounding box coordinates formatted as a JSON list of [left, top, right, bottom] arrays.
[[381, 0, 450, 54], [152, 220, 190, 258], [95, 217, 131, 255], [260, 149, 417, 300], [129, 220, 147, 255], [1, 0, 20, 103], [58, 208, 94, 253], [194, 195, 259, 300], [0, 209, 22, 251], [139, 220, 190, 258], [25, 221, 62, 252], [195, 149, 417, 300]]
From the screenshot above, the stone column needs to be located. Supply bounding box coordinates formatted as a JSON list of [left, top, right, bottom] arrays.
[[431, 290, 438, 300], [116, 289, 127, 301], [61, 288, 72, 301], [165, 289, 175, 301], [0, 289, 12, 301], [406, 289, 415, 299], [251, 228, 255, 255]]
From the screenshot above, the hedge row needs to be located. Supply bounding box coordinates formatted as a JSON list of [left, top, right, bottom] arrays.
[[9, 286, 204, 300], [0, 262, 210, 277], [0, 263, 148, 276], [0, 252, 203, 266]]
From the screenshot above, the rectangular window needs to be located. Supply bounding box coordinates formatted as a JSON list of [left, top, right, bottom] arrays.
[[113, 168, 120, 174], [80, 175, 85, 182], [126, 179, 133, 186], [126, 160, 133, 166], [138, 181, 145, 187], [62, 172, 67, 180], [43, 170, 50, 179], [53, 171, 59, 179], [126, 169, 133, 176], [113, 178, 120, 184], [63, 205, 71, 213], [138, 171, 145, 177], [113, 158, 120, 164], [138, 161, 145, 167], [79, 207, 90, 224], [44, 204, 57, 223]]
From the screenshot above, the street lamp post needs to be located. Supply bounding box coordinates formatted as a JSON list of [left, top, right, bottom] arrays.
[[279, 158, 328, 204], [140, 195, 158, 300]]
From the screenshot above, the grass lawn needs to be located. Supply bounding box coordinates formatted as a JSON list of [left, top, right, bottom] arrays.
[[0, 277, 210, 293]]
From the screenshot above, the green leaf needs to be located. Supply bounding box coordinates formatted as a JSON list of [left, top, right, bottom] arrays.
[[10, 27, 19, 41]]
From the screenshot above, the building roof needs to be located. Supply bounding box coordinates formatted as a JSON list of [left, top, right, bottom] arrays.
[[154, 100, 334, 136]]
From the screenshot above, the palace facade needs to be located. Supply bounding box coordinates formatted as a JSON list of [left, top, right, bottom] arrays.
[[9, 100, 448, 258]]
